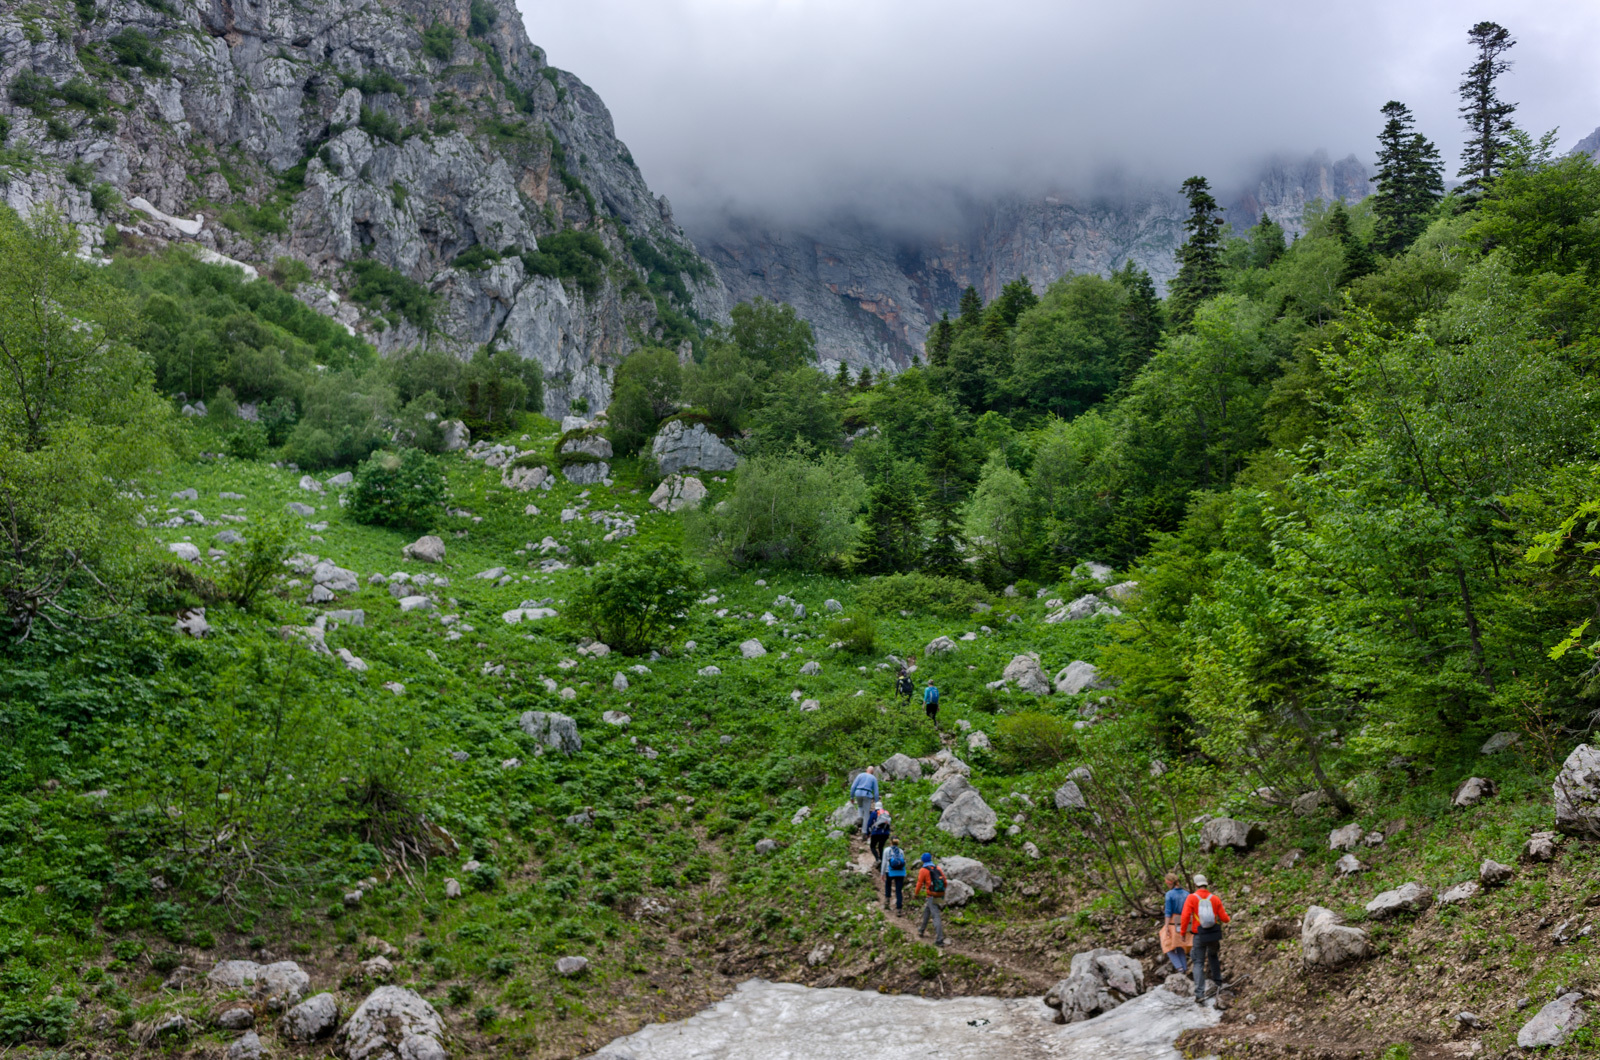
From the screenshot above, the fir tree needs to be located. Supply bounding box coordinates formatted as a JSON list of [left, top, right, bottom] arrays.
[[1110, 260, 1162, 384], [856, 366, 874, 391], [1458, 21, 1517, 195], [856, 477, 923, 574], [1167, 176, 1225, 329], [926, 312, 953, 367], [982, 277, 1038, 341], [834, 359, 851, 390], [1245, 213, 1287, 269], [922, 416, 967, 577], [1373, 101, 1445, 253], [1326, 203, 1378, 287], [955, 286, 984, 332]]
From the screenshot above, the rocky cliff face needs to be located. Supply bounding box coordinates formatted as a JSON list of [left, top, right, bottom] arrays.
[[0, 0, 725, 415], [697, 153, 1371, 371]]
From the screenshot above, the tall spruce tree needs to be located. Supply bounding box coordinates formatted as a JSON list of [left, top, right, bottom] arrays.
[[1326, 203, 1378, 286], [856, 365, 874, 391], [1458, 21, 1517, 194], [1110, 260, 1163, 384], [1373, 101, 1445, 253], [856, 477, 923, 574], [926, 312, 953, 366], [982, 277, 1039, 341], [1168, 176, 1225, 329], [922, 416, 968, 577], [1245, 213, 1287, 269], [834, 359, 851, 390], [955, 286, 984, 332]]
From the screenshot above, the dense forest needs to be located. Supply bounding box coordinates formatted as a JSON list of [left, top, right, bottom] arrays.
[[1, 15, 1598, 1058]]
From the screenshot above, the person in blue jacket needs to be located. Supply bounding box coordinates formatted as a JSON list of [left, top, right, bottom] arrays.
[[881, 835, 908, 913], [1162, 872, 1191, 974], [849, 766, 879, 832]]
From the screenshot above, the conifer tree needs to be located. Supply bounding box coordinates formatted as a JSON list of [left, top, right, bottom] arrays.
[[1458, 21, 1517, 194], [1326, 203, 1377, 286], [1167, 176, 1225, 329], [926, 312, 953, 367], [834, 359, 851, 390], [982, 277, 1038, 341], [955, 286, 984, 332], [1373, 101, 1445, 253], [1245, 214, 1287, 269], [856, 366, 874, 391], [1110, 260, 1162, 384], [856, 477, 923, 574], [922, 417, 967, 577]]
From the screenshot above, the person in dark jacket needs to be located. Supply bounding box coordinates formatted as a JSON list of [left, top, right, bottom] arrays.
[[896, 670, 915, 707], [868, 803, 892, 865], [1179, 874, 1231, 1003]]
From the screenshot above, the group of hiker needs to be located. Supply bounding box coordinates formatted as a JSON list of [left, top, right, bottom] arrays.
[[849, 765, 947, 946], [1161, 871, 1232, 1003], [895, 668, 940, 725]]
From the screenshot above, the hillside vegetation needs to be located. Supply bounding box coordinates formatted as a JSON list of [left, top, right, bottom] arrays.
[[1, 17, 1599, 1060]]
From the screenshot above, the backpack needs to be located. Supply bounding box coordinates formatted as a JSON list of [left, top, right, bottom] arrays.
[[872, 815, 891, 837], [924, 686, 940, 706], [927, 865, 946, 894], [888, 849, 906, 872], [1195, 894, 1218, 929]]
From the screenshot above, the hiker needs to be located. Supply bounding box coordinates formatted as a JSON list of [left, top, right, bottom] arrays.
[[923, 681, 940, 725], [1160, 872, 1191, 974], [881, 836, 908, 913], [1180, 873, 1231, 1003], [849, 766, 879, 832], [868, 802, 892, 864], [913, 852, 947, 946], [896, 670, 915, 706]]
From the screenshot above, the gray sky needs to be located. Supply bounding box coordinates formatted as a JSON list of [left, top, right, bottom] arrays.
[[516, 0, 1600, 228]]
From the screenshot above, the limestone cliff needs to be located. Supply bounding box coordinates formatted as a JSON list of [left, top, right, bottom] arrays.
[[0, 0, 726, 415], [696, 153, 1372, 371]]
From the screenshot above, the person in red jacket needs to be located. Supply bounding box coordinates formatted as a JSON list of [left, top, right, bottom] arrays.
[[1179, 874, 1231, 1003]]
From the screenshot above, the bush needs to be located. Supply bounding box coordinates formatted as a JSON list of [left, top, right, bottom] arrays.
[[358, 105, 402, 145], [422, 24, 456, 61], [347, 259, 435, 330], [8, 71, 54, 111], [995, 712, 1073, 771], [520, 230, 610, 297], [566, 544, 699, 654], [469, 0, 497, 35], [828, 613, 877, 656], [107, 29, 168, 75], [688, 452, 866, 569], [220, 514, 295, 609], [348, 449, 446, 531], [856, 573, 988, 617]]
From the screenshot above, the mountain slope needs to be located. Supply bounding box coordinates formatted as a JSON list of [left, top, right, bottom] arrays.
[[0, 0, 725, 414], [695, 153, 1372, 371]]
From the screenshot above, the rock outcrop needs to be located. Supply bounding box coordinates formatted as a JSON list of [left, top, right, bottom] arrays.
[[1300, 905, 1372, 969], [1199, 818, 1266, 853], [651, 420, 739, 474], [0, 0, 726, 416], [1553, 743, 1600, 835], [335, 985, 446, 1060], [1043, 948, 1146, 1024]]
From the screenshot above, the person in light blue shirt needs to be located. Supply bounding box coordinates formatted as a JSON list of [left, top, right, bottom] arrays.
[[849, 767, 879, 831], [880, 836, 908, 913], [1162, 872, 1191, 973]]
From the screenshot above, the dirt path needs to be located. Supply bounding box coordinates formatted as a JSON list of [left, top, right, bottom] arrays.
[[847, 833, 1059, 995]]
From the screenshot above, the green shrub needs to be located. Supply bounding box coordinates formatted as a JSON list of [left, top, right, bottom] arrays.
[[995, 712, 1074, 771], [57, 78, 106, 112], [108, 29, 169, 75], [8, 71, 54, 111], [342, 70, 406, 97], [422, 24, 456, 61], [220, 513, 295, 609], [348, 449, 446, 531], [520, 229, 610, 297], [89, 182, 119, 213], [566, 544, 700, 654], [358, 104, 402, 144], [856, 573, 988, 617], [687, 452, 866, 570], [347, 259, 435, 330], [828, 613, 877, 656], [468, 0, 497, 36]]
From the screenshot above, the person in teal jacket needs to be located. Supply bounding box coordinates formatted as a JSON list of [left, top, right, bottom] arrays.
[[880, 837, 908, 913]]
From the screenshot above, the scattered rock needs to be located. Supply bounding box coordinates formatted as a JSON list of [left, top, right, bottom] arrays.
[[754, 839, 779, 855], [1200, 818, 1267, 853], [1481, 731, 1520, 755], [799, 698, 821, 712], [940, 855, 1000, 893], [651, 419, 740, 474], [1103, 581, 1139, 603], [1335, 854, 1363, 876], [174, 608, 211, 638], [287, 501, 316, 518], [334, 985, 446, 1060], [698, 665, 722, 676], [603, 711, 631, 727], [931, 775, 975, 810], [799, 660, 821, 676], [359, 956, 393, 982], [1523, 831, 1559, 862], [1517, 992, 1588, 1049], [444, 879, 461, 899], [1054, 781, 1088, 811], [398, 595, 433, 613], [1001, 653, 1052, 695], [402, 535, 446, 563], [1328, 823, 1365, 851], [441, 420, 470, 451], [967, 731, 991, 752], [942, 877, 977, 907], [824, 599, 842, 613], [648, 473, 708, 512], [327, 471, 353, 488], [168, 541, 202, 563], [925, 635, 957, 654], [1438, 881, 1480, 906], [1553, 744, 1600, 836], [828, 802, 861, 831], [1300, 905, 1372, 969], [1364, 882, 1434, 919], [215, 1003, 254, 1030], [228, 1031, 263, 1060], [927, 750, 971, 783], [279, 992, 340, 1042], [336, 648, 368, 673], [1276, 850, 1303, 870], [502, 607, 557, 624], [1291, 790, 1325, 817], [518, 711, 582, 755], [881, 753, 920, 780], [612, 672, 630, 692], [206, 959, 311, 1010], [555, 956, 589, 977], [1453, 776, 1497, 808], [1046, 594, 1113, 623], [1044, 948, 1146, 1023], [1054, 660, 1115, 695], [1023, 841, 1041, 859], [807, 943, 834, 966], [791, 806, 811, 825], [1481, 859, 1515, 885], [938, 789, 999, 842]]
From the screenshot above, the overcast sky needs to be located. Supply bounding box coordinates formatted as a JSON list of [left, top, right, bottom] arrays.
[[515, 0, 1600, 228]]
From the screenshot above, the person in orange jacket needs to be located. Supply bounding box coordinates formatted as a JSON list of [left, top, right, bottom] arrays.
[[1179, 873, 1231, 1003]]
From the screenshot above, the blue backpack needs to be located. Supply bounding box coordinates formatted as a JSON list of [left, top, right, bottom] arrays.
[[924, 686, 940, 706], [888, 849, 906, 872]]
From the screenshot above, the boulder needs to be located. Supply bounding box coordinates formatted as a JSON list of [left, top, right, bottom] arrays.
[[941, 877, 976, 907], [799, 698, 821, 712], [216, 1003, 255, 1030], [1102, 581, 1139, 603], [602, 711, 631, 727], [1023, 841, 1041, 859], [739, 639, 767, 659], [1054, 781, 1088, 811], [1055, 660, 1115, 696], [1480, 731, 1520, 755], [1523, 831, 1559, 862], [1335, 854, 1363, 876], [299, 475, 324, 493], [1292, 790, 1325, 817], [1437, 881, 1479, 906], [824, 599, 843, 613], [799, 660, 821, 676], [1043, 948, 1146, 1024], [925, 635, 957, 654], [1517, 993, 1588, 1049], [881, 753, 920, 780], [337, 648, 368, 673], [562, 433, 613, 460], [754, 839, 778, 855], [1453, 776, 1496, 808], [1200, 818, 1266, 853], [939, 855, 1000, 894], [168, 541, 202, 562], [828, 802, 860, 831], [928, 750, 971, 784], [938, 789, 999, 842], [206, 960, 310, 1010], [1328, 823, 1365, 851], [697, 665, 722, 677], [1001, 653, 1052, 695], [326, 609, 365, 627], [931, 775, 975, 810], [214, 529, 244, 545], [612, 672, 629, 692], [398, 595, 433, 613], [1300, 905, 1372, 969], [440, 420, 470, 451], [648, 474, 708, 512], [287, 501, 316, 518], [502, 464, 547, 491], [966, 730, 991, 752], [312, 561, 358, 591], [228, 1031, 263, 1060], [402, 535, 446, 564], [502, 607, 558, 624], [651, 419, 740, 474], [1046, 595, 1110, 623], [335, 985, 445, 1060], [174, 608, 211, 638], [518, 711, 581, 755], [1364, 882, 1433, 919], [563, 459, 610, 485], [1480, 859, 1515, 886], [327, 472, 354, 488], [278, 992, 339, 1042], [1553, 743, 1600, 836]]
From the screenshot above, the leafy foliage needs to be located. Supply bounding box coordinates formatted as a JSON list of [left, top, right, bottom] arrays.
[[349, 449, 447, 531], [567, 544, 699, 654]]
